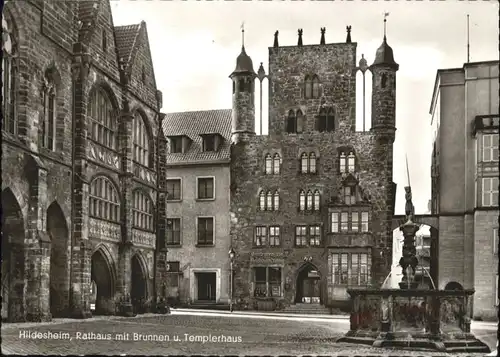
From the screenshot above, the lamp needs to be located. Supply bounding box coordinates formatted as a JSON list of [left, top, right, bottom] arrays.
[[228, 248, 236, 312]]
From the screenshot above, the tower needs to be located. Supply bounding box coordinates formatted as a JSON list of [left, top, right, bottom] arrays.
[[229, 30, 256, 144]]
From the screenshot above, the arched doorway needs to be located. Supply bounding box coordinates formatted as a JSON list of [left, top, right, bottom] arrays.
[[131, 254, 147, 313], [90, 248, 114, 315], [1, 188, 26, 322], [47, 202, 69, 317], [295, 263, 322, 304], [445, 281, 464, 291]]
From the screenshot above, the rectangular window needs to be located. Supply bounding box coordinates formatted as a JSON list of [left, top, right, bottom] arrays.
[[331, 212, 339, 233], [332, 252, 370, 286], [340, 253, 348, 284], [197, 217, 214, 246], [254, 226, 267, 247], [166, 218, 181, 245], [295, 226, 307, 246], [253, 267, 282, 298], [197, 177, 214, 200], [351, 212, 359, 232], [343, 187, 353, 205], [482, 177, 499, 207], [309, 225, 321, 246], [483, 134, 499, 162], [496, 275, 499, 306], [340, 212, 349, 232], [361, 212, 369, 232], [170, 137, 183, 153], [166, 179, 181, 201], [202, 135, 216, 152], [494, 228, 498, 255], [269, 226, 280, 246]]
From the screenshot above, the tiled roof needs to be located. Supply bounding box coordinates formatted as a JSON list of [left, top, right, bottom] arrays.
[[162, 109, 232, 165], [114, 23, 141, 68]]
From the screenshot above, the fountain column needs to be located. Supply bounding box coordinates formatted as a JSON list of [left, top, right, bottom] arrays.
[[398, 186, 420, 290]]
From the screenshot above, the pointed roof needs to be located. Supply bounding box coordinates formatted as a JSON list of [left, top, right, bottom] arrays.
[[372, 36, 399, 70], [230, 47, 256, 77], [114, 22, 142, 69]]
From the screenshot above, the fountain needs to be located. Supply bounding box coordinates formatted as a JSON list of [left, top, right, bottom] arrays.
[[337, 186, 491, 353]]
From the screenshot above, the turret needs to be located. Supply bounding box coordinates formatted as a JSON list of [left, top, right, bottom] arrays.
[[230, 29, 256, 144], [370, 29, 399, 143]]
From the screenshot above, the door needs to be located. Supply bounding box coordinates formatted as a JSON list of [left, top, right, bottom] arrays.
[[302, 278, 320, 303], [197, 273, 216, 301]]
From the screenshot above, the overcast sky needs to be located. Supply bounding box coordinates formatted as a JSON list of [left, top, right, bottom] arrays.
[[112, 0, 498, 216]]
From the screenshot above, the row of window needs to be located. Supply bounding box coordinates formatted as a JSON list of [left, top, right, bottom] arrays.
[[254, 225, 322, 247], [331, 211, 370, 233], [286, 107, 336, 134], [166, 177, 214, 201], [88, 176, 154, 231], [165, 217, 213, 246], [263, 151, 356, 175], [168, 134, 220, 154]]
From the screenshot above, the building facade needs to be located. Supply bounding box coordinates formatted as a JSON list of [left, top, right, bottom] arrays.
[[429, 60, 499, 320], [1, 0, 166, 322], [229, 28, 399, 310], [160, 110, 232, 305]]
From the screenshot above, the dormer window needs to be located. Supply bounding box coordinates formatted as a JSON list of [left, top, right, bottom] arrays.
[[168, 136, 185, 153], [339, 150, 356, 173], [200, 133, 222, 152]]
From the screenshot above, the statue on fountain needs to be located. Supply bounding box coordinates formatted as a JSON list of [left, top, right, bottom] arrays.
[[399, 186, 420, 290], [404, 186, 415, 222]]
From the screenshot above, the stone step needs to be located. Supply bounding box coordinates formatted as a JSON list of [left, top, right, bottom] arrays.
[[446, 346, 491, 353]]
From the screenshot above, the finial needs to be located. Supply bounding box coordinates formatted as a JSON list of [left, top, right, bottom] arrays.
[[358, 53, 368, 72], [320, 27, 326, 45], [273, 30, 279, 48], [346, 26, 352, 43], [257, 62, 266, 81], [298, 29, 303, 46], [383, 12, 390, 40]]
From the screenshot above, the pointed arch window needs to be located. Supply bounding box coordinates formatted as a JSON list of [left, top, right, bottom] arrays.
[[347, 152, 356, 172], [265, 154, 273, 174], [273, 191, 280, 211], [133, 112, 151, 167], [286, 110, 297, 133], [266, 191, 273, 210], [41, 72, 57, 151], [306, 190, 313, 211], [273, 154, 281, 174], [313, 190, 320, 211], [312, 75, 320, 98], [259, 191, 266, 211], [326, 108, 335, 131], [339, 152, 347, 173], [301, 152, 309, 173], [88, 87, 117, 150], [309, 153, 317, 173], [132, 190, 154, 231], [299, 190, 306, 211], [317, 107, 335, 132], [2, 15, 17, 135], [296, 109, 304, 133], [89, 176, 120, 222], [304, 75, 312, 99]]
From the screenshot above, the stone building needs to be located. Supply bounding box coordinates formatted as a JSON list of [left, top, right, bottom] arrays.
[[429, 60, 499, 320], [229, 27, 398, 310], [160, 110, 232, 306], [1, 0, 166, 321]]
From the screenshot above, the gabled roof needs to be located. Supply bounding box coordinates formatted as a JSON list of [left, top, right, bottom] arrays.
[[162, 109, 232, 165], [114, 23, 141, 70]]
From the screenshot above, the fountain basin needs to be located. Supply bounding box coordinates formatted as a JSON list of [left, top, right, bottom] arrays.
[[337, 288, 490, 353]]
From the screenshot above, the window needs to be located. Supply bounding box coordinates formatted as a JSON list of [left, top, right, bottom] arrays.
[[141, 65, 146, 83], [312, 75, 319, 98], [166, 218, 181, 245], [197, 177, 214, 200], [331, 212, 339, 233], [269, 226, 280, 246], [340, 151, 356, 173], [343, 186, 356, 205], [265, 154, 273, 174], [41, 74, 56, 151], [309, 153, 317, 173], [305, 75, 319, 99], [482, 177, 499, 207], [493, 228, 498, 255], [304, 75, 312, 99], [132, 190, 153, 231], [306, 191, 313, 211], [295, 226, 307, 246], [309, 225, 321, 246], [331, 210, 369, 233], [89, 177, 120, 222], [166, 179, 181, 201], [202, 135, 216, 152], [483, 134, 499, 162], [299, 190, 306, 211], [259, 190, 278, 211], [332, 253, 370, 286], [351, 212, 359, 232], [2, 15, 17, 135], [313, 190, 320, 211], [266, 191, 273, 210], [259, 191, 266, 211], [273, 191, 280, 211], [273, 154, 281, 174], [496, 274, 499, 306], [197, 217, 214, 246], [300, 152, 317, 174], [317, 107, 335, 132], [253, 267, 282, 297], [340, 212, 349, 232], [301, 153, 308, 173], [102, 29, 107, 52], [286, 110, 297, 133], [169, 137, 183, 153], [88, 87, 116, 150], [255, 226, 267, 246], [133, 112, 150, 167], [361, 212, 369, 232]]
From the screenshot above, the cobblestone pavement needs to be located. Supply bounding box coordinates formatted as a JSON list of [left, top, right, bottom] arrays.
[[1, 312, 497, 356]]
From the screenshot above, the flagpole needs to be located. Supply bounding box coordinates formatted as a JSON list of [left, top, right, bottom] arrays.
[[406, 154, 411, 188]]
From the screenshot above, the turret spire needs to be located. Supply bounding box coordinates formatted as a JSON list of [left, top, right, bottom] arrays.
[[383, 12, 389, 40], [241, 21, 245, 49]]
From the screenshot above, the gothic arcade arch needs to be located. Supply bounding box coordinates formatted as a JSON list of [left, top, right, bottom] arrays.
[[295, 262, 323, 304], [131, 252, 149, 312], [90, 245, 117, 315]]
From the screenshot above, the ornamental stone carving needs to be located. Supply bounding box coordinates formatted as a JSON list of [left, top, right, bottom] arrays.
[[131, 229, 156, 248], [89, 218, 121, 242]]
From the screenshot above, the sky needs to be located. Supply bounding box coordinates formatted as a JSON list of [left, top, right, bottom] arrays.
[[112, 0, 499, 216]]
